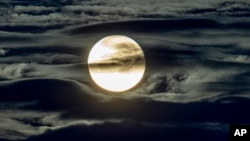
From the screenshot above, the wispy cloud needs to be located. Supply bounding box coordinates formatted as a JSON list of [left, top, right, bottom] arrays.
[[0, 63, 34, 80], [14, 5, 56, 13], [0, 110, 122, 140], [0, 49, 8, 56], [1, 0, 250, 31]]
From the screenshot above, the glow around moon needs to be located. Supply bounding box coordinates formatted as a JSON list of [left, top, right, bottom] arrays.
[[88, 35, 146, 92]]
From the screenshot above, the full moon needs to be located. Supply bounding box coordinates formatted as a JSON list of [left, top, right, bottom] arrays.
[[88, 35, 146, 92]]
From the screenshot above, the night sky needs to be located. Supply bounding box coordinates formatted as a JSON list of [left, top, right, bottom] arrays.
[[1, 0, 250, 141]]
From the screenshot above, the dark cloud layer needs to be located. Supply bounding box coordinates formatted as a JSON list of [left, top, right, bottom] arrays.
[[1, 0, 250, 33], [26, 122, 228, 141], [0, 77, 247, 141], [1, 78, 249, 123]]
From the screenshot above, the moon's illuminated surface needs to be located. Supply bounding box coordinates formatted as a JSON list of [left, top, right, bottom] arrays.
[[88, 35, 146, 92]]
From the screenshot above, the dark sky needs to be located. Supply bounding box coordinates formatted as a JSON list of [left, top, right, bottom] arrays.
[[0, 0, 250, 141]]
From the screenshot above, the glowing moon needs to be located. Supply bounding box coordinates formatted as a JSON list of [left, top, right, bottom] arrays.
[[88, 35, 145, 92]]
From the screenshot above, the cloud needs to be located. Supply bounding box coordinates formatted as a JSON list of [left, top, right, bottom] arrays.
[[0, 101, 237, 141], [10, 13, 76, 26], [14, 6, 56, 13], [222, 55, 250, 64], [28, 121, 228, 141], [124, 64, 249, 103], [1, 0, 250, 31], [0, 109, 122, 140], [0, 111, 48, 140], [0, 76, 249, 140], [0, 49, 8, 56], [63, 5, 85, 12], [0, 53, 83, 64], [0, 63, 34, 80]]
